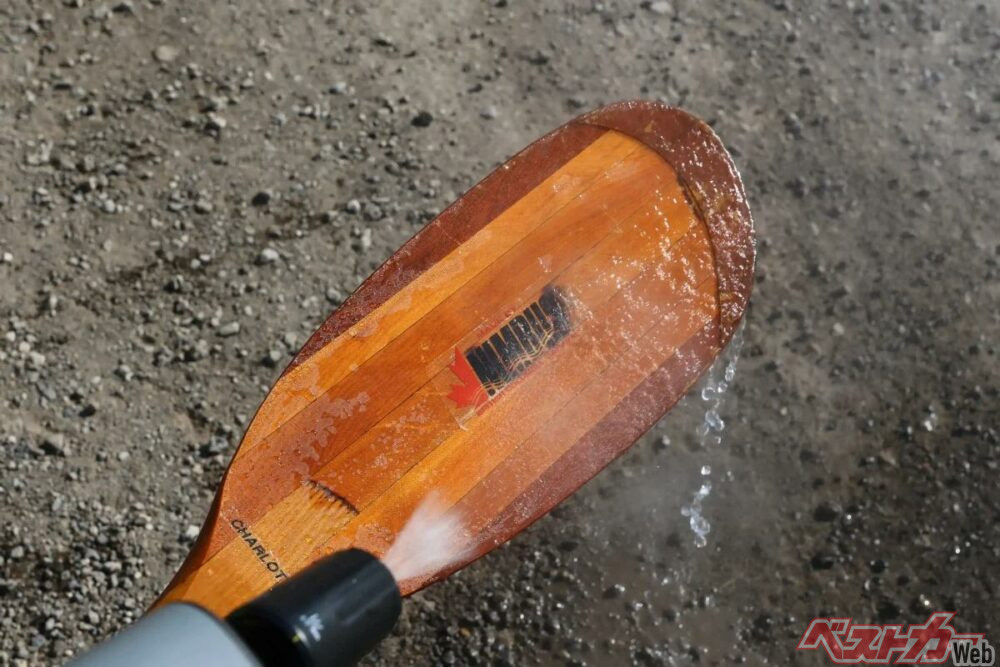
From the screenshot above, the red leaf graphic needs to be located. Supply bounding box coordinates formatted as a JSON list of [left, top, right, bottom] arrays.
[[448, 348, 488, 409]]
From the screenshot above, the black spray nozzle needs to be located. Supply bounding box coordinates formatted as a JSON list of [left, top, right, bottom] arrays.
[[226, 549, 401, 667]]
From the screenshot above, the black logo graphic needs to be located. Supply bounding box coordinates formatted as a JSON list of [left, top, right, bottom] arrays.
[[463, 286, 571, 398]]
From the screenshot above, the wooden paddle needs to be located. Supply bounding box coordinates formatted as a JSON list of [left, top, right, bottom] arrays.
[[156, 101, 755, 617]]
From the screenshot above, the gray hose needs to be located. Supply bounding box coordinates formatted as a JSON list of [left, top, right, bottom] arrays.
[[69, 602, 261, 667]]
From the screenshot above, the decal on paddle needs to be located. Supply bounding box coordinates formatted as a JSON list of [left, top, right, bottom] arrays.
[[448, 285, 571, 411]]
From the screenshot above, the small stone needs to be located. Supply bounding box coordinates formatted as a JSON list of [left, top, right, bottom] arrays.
[[114, 364, 134, 382], [362, 203, 383, 221], [41, 435, 68, 457], [262, 348, 283, 367], [328, 81, 348, 95], [257, 248, 280, 265], [204, 114, 227, 133], [603, 583, 626, 599], [52, 155, 76, 171], [183, 525, 200, 540], [1, 252, 13, 264], [832, 322, 845, 336], [202, 96, 226, 112], [411, 111, 433, 127], [217, 322, 240, 337], [527, 50, 550, 65], [27, 351, 46, 368], [813, 501, 841, 522], [784, 112, 804, 139], [878, 449, 898, 467], [326, 287, 344, 304], [9, 546, 25, 560], [648, 1, 672, 15], [25, 143, 52, 166], [193, 199, 213, 214], [810, 553, 836, 570], [345, 199, 361, 214], [910, 593, 933, 613], [199, 437, 228, 457], [117, 451, 130, 462], [481, 106, 498, 120], [183, 340, 210, 362], [153, 45, 179, 63], [251, 190, 272, 206], [788, 176, 808, 198]]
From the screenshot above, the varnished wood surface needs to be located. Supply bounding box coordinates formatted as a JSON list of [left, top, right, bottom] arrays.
[[157, 101, 755, 616]]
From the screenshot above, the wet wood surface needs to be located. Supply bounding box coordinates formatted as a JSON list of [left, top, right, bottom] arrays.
[[157, 101, 755, 616]]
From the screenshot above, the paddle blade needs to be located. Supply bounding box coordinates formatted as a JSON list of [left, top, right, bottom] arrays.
[[157, 101, 755, 616]]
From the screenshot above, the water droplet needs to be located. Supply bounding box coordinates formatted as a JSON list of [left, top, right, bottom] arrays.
[[681, 482, 713, 548], [680, 323, 744, 546], [922, 410, 938, 432]]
